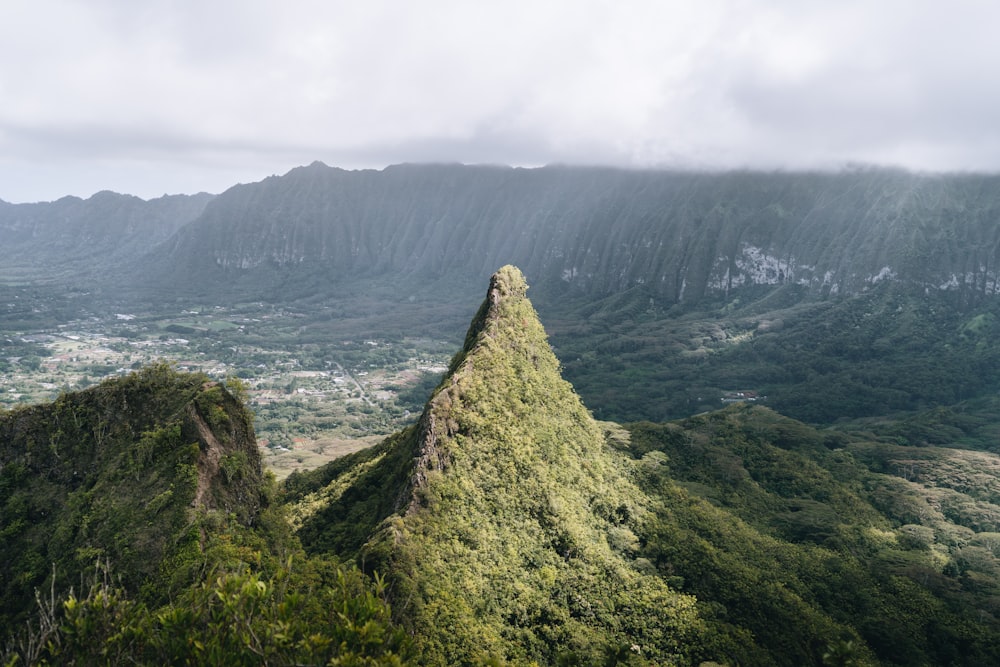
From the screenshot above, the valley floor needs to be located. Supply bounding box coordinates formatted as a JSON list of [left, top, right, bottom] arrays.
[[0, 303, 452, 478]]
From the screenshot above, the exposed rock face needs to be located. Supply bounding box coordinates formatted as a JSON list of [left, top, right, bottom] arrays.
[[4, 163, 1000, 308], [404, 266, 526, 514], [181, 380, 263, 520]]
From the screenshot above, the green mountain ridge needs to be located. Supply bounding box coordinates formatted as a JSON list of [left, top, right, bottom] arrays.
[[0, 364, 264, 629], [0, 365, 413, 665], [4, 267, 1000, 664], [0, 191, 213, 283], [288, 266, 706, 664], [7, 153, 1000, 662], [287, 267, 1000, 666]]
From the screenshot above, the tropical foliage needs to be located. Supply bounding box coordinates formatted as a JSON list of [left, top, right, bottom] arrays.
[[1, 364, 411, 666], [290, 267, 1000, 665], [8, 267, 1000, 665]]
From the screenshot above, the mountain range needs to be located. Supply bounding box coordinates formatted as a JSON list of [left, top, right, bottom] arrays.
[[131, 163, 1000, 304], [0, 191, 211, 282], [5, 162, 1000, 424], [8, 162, 1000, 303]]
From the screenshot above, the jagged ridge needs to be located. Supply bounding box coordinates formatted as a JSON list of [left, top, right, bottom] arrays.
[[290, 266, 705, 665]]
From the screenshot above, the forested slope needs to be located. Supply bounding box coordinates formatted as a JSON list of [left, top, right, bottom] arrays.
[[285, 267, 1000, 666], [141, 164, 1000, 307], [287, 266, 706, 664], [5, 267, 1000, 664], [0, 366, 411, 665]]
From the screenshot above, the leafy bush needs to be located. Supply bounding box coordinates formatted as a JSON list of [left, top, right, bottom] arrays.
[[3, 558, 412, 666]]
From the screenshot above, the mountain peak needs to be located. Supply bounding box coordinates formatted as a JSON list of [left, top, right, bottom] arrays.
[[446, 265, 538, 393], [291, 266, 703, 664], [407, 264, 569, 512]]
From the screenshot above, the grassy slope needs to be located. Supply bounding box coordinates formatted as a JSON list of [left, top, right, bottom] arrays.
[[288, 268, 1000, 666], [289, 266, 706, 665], [629, 405, 1000, 666]]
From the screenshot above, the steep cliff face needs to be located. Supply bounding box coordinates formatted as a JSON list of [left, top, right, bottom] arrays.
[[0, 365, 264, 629], [141, 164, 1000, 304], [4, 163, 999, 306]]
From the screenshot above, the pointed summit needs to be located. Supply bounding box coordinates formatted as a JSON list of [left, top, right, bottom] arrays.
[[404, 265, 595, 512], [289, 266, 704, 665]]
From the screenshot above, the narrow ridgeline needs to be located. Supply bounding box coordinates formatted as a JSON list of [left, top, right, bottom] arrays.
[[286, 266, 706, 665], [284, 266, 1000, 666]]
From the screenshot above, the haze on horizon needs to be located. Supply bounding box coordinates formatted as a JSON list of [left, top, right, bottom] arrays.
[[1, 0, 998, 203]]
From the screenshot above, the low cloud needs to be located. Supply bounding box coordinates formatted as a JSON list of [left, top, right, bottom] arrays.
[[1, 1, 998, 201]]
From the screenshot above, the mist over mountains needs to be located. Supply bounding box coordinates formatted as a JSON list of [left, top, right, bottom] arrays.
[[8, 162, 1000, 305], [7, 168, 1000, 662], [134, 163, 1000, 307], [0, 191, 212, 282], [6, 162, 1000, 426]]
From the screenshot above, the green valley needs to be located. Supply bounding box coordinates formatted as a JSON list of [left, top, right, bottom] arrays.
[[0, 295, 454, 478]]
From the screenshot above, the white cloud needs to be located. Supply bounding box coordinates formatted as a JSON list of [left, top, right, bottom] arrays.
[[1, 0, 999, 202]]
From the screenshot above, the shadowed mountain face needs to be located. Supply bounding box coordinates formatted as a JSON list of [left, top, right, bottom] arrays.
[[0, 191, 212, 282], [136, 163, 1000, 306], [7, 162, 1000, 307]]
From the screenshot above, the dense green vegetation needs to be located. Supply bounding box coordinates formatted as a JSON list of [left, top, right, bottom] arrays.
[[8, 261, 1000, 665], [11, 158, 1000, 667], [288, 267, 707, 665], [628, 407, 1000, 665], [550, 281, 1000, 424], [3, 558, 411, 666], [0, 364, 412, 666], [1, 364, 227, 625], [287, 267, 1000, 665]]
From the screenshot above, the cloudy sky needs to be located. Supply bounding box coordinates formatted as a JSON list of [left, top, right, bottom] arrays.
[[1, 0, 998, 202]]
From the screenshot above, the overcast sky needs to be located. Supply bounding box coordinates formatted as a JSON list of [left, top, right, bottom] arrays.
[[1, 0, 998, 202]]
